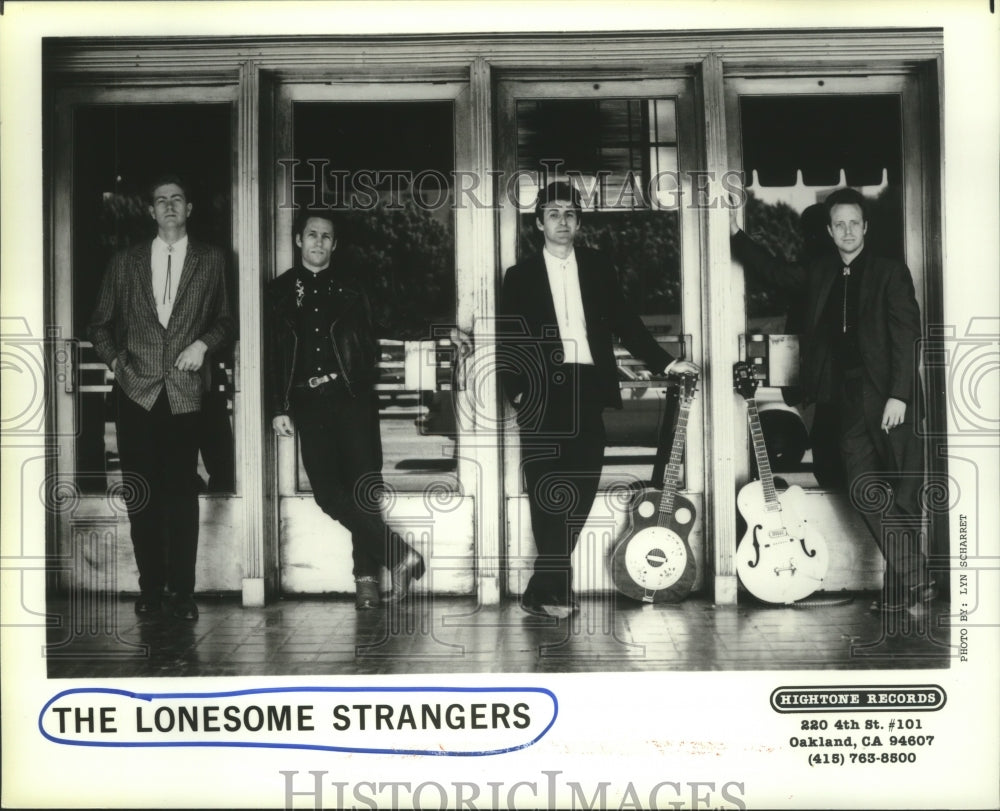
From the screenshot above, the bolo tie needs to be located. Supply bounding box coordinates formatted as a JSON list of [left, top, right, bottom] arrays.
[[162, 244, 173, 305], [842, 265, 850, 333]]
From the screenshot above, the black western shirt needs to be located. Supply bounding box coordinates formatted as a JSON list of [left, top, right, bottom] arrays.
[[293, 265, 345, 385], [822, 248, 867, 377]]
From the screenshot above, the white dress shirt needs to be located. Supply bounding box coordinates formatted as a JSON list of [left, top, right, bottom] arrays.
[[542, 246, 594, 365], [151, 235, 188, 328]]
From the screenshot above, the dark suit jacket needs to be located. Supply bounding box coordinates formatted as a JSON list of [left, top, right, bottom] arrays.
[[498, 246, 674, 411], [89, 239, 234, 414], [731, 230, 923, 415]]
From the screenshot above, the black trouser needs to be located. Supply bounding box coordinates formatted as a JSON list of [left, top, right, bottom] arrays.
[[810, 403, 846, 490], [115, 387, 201, 596], [837, 369, 927, 591], [290, 381, 414, 578], [519, 364, 606, 603]]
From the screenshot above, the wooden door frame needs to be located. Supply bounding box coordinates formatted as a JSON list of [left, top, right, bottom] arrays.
[[494, 74, 707, 598], [47, 84, 247, 598], [265, 77, 492, 600]]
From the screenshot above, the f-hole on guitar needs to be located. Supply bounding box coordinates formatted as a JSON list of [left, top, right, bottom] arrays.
[[733, 361, 829, 604]]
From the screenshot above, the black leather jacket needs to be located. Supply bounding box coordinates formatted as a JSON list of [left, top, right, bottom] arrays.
[[265, 264, 379, 417]]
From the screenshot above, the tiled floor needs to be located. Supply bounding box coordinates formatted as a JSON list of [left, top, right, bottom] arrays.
[[44, 591, 953, 678]]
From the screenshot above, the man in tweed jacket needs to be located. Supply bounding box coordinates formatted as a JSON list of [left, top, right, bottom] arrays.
[[89, 174, 234, 620]]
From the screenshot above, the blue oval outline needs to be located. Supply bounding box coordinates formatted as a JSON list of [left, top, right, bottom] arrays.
[[38, 685, 559, 757]]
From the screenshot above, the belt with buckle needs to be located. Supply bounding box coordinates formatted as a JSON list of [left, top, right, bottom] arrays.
[[299, 372, 338, 389]]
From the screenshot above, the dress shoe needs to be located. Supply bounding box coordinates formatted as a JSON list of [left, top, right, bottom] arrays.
[[540, 603, 573, 619], [169, 593, 199, 621], [519, 591, 572, 619], [907, 581, 938, 605], [355, 576, 381, 610], [904, 580, 938, 616], [386, 551, 425, 604], [519, 591, 547, 617], [870, 581, 937, 614], [869, 590, 906, 613], [134, 595, 163, 616]]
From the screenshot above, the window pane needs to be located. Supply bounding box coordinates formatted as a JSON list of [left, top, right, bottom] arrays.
[[73, 103, 236, 494], [514, 97, 684, 489], [652, 99, 677, 143], [291, 101, 457, 492], [651, 147, 679, 208]]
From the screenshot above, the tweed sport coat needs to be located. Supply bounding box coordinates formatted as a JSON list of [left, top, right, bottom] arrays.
[[498, 246, 675, 412], [731, 230, 924, 417], [88, 239, 234, 414]]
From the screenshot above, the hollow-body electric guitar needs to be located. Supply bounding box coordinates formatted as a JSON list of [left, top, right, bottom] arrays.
[[610, 372, 698, 603], [733, 362, 829, 603]]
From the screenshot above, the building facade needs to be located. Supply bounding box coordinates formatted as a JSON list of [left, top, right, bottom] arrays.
[[43, 30, 947, 607]]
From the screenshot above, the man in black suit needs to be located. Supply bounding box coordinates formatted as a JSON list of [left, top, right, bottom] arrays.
[[499, 182, 699, 618], [730, 187, 935, 615], [89, 174, 234, 620]]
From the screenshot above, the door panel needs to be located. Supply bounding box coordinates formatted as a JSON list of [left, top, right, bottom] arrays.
[[725, 75, 927, 592], [51, 88, 243, 594], [496, 78, 705, 597], [271, 83, 475, 595]]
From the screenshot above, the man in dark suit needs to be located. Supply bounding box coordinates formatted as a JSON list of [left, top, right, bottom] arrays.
[[730, 187, 935, 616], [499, 181, 699, 618], [266, 210, 425, 610], [89, 174, 234, 620]]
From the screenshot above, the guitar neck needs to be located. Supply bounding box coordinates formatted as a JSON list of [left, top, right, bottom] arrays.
[[658, 398, 692, 525], [745, 398, 779, 508]]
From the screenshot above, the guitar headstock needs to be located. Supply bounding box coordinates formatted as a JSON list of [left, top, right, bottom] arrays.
[[733, 361, 759, 401], [674, 370, 699, 403]]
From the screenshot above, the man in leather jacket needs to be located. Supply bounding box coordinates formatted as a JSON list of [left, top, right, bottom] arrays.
[[265, 210, 424, 609]]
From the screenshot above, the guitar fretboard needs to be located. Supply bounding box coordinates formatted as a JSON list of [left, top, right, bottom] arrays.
[[745, 398, 780, 510], [658, 387, 693, 526]]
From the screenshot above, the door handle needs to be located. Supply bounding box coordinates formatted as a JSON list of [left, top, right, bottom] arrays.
[[450, 326, 473, 393], [62, 339, 76, 393], [233, 339, 240, 394]]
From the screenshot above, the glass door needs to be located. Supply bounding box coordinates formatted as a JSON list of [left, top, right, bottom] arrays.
[[50, 86, 243, 597], [725, 74, 936, 591], [496, 77, 705, 597], [271, 82, 476, 597]]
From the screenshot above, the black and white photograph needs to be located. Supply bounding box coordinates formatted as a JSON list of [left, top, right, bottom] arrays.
[[2, 1, 998, 808]]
